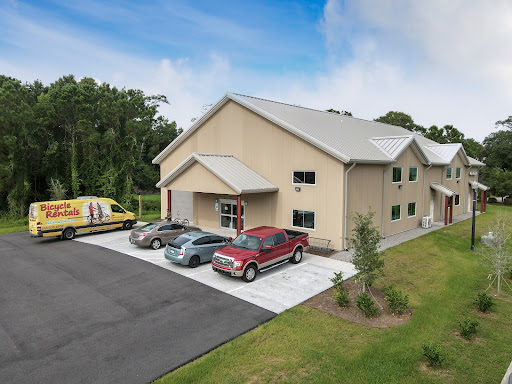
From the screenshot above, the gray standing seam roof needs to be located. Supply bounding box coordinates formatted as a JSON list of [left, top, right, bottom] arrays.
[[430, 182, 456, 197], [152, 92, 484, 168], [156, 153, 279, 194]]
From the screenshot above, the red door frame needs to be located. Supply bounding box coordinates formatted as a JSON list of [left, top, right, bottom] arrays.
[[167, 190, 172, 216]]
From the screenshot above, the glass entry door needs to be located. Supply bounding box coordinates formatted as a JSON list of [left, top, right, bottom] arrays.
[[220, 199, 244, 230]]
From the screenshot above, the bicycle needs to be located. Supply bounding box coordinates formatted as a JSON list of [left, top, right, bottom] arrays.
[[165, 210, 189, 226]]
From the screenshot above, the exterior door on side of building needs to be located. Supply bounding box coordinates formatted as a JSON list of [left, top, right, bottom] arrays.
[[430, 199, 434, 219], [219, 199, 245, 230]]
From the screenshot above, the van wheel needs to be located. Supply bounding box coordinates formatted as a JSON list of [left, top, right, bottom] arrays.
[[63, 228, 75, 240], [290, 248, 302, 264], [150, 238, 161, 250], [188, 255, 200, 268], [242, 264, 257, 283], [122, 221, 133, 230]]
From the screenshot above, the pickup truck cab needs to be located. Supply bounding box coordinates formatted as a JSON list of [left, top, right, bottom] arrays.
[[211, 226, 309, 283]]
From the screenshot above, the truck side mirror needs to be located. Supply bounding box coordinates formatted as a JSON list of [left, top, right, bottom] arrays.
[[263, 245, 272, 252], [228, 237, 232, 242]]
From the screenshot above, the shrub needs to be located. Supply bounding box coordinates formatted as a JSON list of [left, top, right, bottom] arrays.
[[386, 289, 410, 315], [334, 289, 350, 307], [356, 292, 378, 318], [504, 198, 512, 206], [487, 197, 498, 203], [473, 292, 494, 313], [331, 272, 349, 307], [458, 317, 479, 339], [422, 342, 446, 367]]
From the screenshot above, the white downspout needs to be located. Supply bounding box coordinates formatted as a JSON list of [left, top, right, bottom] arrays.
[[344, 163, 357, 250], [422, 164, 432, 217], [464, 165, 472, 213], [381, 164, 392, 238]]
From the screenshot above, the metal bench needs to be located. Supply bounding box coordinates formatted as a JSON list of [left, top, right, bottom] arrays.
[[307, 237, 333, 254]]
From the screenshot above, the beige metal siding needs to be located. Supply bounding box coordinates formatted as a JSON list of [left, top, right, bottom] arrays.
[[159, 100, 346, 249]]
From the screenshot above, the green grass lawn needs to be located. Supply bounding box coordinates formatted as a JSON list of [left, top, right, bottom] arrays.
[[0, 216, 29, 235], [155, 205, 512, 384]]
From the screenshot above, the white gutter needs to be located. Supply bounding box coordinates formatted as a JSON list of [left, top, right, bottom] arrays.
[[381, 164, 392, 237], [421, 164, 432, 217], [343, 163, 357, 250]]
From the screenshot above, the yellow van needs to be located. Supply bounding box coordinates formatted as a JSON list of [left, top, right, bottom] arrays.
[[29, 197, 137, 240]]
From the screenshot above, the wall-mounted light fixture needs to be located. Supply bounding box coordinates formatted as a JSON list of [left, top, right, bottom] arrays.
[[457, 180, 460, 184], [295, 187, 301, 192], [398, 185, 403, 189]]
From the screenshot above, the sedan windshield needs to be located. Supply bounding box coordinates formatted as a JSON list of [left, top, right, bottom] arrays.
[[139, 223, 158, 231], [231, 234, 263, 251]]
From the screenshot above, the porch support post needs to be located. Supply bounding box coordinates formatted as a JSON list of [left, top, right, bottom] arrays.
[[237, 194, 242, 236], [481, 190, 484, 213], [167, 190, 172, 215], [444, 196, 448, 226], [449, 196, 453, 224]]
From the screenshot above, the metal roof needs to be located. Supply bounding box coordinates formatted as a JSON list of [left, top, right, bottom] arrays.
[[470, 181, 489, 191], [425, 143, 470, 166], [430, 182, 456, 197], [152, 92, 484, 169], [468, 156, 485, 167], [156, 153, 279, 194]]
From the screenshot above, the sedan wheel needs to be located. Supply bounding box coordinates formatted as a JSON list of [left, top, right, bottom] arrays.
[[188, 255, 200, 268], [150, 238, 161, 250]]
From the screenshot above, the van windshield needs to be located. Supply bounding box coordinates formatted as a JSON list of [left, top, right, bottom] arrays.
[[231, 234, 263, 251]]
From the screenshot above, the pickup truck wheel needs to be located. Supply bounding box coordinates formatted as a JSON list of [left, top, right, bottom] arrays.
[[242, 264, 257, 283], [290, 248, 303, 264], [150, 238, 161, 250], [63, 228, 75, 240], [188, 255, 200, 268], [122, 220, 133, 230]]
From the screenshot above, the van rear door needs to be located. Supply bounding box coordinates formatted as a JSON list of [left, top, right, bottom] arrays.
[[28, 203, 38, 235]]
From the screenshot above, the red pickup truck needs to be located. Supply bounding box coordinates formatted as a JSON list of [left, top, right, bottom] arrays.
[[211, 226, 309, 283]]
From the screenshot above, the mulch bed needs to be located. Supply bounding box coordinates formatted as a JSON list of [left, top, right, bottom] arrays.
[[303, 279, 412, 328], [306, 248, 337, 257]]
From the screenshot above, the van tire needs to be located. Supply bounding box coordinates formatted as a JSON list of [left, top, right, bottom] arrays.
[[122, 221, 133, 230], [63, 228, 75, 240]]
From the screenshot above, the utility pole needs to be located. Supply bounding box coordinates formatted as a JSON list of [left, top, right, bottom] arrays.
[[471, 188, 477, 251]]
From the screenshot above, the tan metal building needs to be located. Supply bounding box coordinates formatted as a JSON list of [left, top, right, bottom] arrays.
[[153, 93, 487, 250]]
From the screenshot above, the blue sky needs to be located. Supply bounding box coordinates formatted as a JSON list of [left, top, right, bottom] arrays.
[[1, 0, 512, 141]]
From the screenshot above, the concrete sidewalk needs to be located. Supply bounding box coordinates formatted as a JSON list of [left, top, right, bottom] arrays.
[[331, 211, 482, 262]]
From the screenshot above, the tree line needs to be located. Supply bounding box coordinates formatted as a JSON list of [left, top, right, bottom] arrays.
[[329, 109, 512, 199], [0, 74, 181, 218]]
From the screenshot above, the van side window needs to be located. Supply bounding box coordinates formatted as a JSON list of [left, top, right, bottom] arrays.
[[111, 204, 125, 213]]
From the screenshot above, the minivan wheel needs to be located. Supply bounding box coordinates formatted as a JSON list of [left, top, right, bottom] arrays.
[[290, 248, 302, 264], [122, 221, 133, 230], [63, 228, 75, 240], [188, 255, 200, 268], [150, 238, 161, 250], [242, 265, 257, 283]]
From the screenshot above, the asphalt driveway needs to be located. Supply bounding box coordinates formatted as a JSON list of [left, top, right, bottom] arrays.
[[0, 232, 275, 384]]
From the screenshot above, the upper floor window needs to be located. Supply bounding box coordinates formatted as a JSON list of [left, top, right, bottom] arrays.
[[446, 167, 452, 180], [293, 171, 316, 185], [392, 167, 402, 183], [409, 167, 418, 182], [456, 167, 461, 179]]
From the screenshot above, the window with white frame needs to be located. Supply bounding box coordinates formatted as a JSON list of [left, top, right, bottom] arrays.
[[455, 194, 460, 206], [391, 205, 401, 221], [456, 167, 461, 179], [409, 167, 418, 182], [292, 209, 315, 229], [446, 167, 452, 179], [392, 167, 402, 183], [293, 171, 316, 185], [408, 202, 416, 217]]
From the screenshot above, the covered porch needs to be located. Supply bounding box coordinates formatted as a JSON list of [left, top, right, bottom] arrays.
[[157, 152, 278, 236]]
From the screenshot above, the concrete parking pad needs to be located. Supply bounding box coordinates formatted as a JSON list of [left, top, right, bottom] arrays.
[[74, 225, 357, 313], [0, 232, 275, 384]]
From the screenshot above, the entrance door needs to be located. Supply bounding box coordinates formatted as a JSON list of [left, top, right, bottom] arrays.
[[430, 199, 434, 219], [468, 192, 471, 212], [219, 199, 244, 230]]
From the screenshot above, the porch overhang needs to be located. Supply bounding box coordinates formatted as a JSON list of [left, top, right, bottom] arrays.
[[156, 152, 279, 195], [470, 181, 489, 191], [430, 182, 456, 197]]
